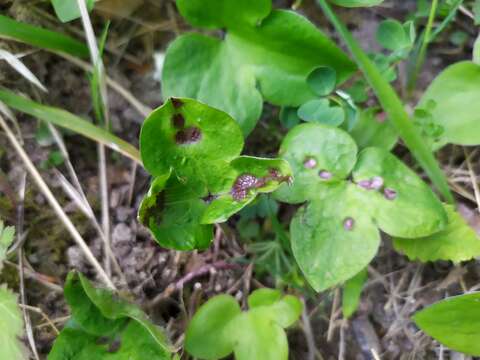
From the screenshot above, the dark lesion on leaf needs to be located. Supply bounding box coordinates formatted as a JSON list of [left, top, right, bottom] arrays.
[[303, 157, 317, 169], [231, 168, 291, 201], [139, 191, 165, 226], [202, 193, 219, 203], [172, 113, 185, 129], [343, 217, 355, 231], [318, 170, 332, 180], [175, 127, 202, 145], [171, 97, 183, 108], [107, 338, 122, 353]]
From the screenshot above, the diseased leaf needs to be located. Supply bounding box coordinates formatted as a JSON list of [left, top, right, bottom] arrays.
[[185, 295, 241, 360], [417, 61, 480, 149], [297, 99, 345, 126], [202, 157, 292, 224], [328, 0, 384, 7], [393, 204, 480, 262], [0, 286, 28, 360], [352, 147, 447, 238], [50, 272, 172, 359], [414, 293, 480, 356], [274, 123, 357, 204], [163, 0, 356, 134], [342, 268, 367, 319], [140, 97, 243, 182], [290, 183, 380, 292], [139, 175, 214, 250], [0, 221, 15, 272]]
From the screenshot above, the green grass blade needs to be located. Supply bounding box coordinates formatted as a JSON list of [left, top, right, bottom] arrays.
[[316, 0, 454, 203], [0, 89, 141, 164], [0, 15, 88, 58]]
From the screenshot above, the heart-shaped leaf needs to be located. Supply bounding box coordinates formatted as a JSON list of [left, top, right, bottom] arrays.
[[290, 183, 380, 292], [274, 123, 358, 204], [393, 204, 480, 262], [185, 289, 301, 360], [417, 61, 480, 149], [352, 147, 447, 238], [306, 66, 337, 97], [297, 99, 345, 126], [376, 19, 411, 51], [163, 0, 356, 134]]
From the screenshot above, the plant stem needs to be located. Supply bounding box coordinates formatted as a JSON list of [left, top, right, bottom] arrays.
[[316, 0, 454, 203]]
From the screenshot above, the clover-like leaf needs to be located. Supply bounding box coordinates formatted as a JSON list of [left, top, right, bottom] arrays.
[[393, 204, 480, 263], [290, 183, 380, 292], [349, 108, 398, 151], [274, 123, 357, 204], [417, 61, 480, 149], [306, 66, 337, 97], [163, 0, 356, 134], [328, 0, 384, 7], [0, 221, 15, 272], [185, 289, 301, 360], [202, 156, 292, 224], [376, 19, 411, 51], [414, 293, 480, 356], [49, 272, 173, 359], [0, 286, 28, 360], [185, 295, 241, 360], [297, 99, 345, 126], [352, 147, 447, 238], [139, 174, 214, 251], [140, 97, 243, 184]]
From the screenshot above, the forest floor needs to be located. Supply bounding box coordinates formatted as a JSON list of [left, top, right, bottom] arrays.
[[1, 0, 479, 359]]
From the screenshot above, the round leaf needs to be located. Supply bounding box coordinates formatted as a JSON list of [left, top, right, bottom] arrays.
[[297, 99, 345, 126], [376, 19, 410, 51], [290, 184, 380, 292], [274, 123, 357, 204], [306, 66, 337, 96], [140, 97, 243, 182], [352, 147, 447, 238], [185, 295, 241, 360]]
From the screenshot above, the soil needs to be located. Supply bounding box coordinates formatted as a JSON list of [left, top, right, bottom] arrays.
[[1, 0, 479, 359]]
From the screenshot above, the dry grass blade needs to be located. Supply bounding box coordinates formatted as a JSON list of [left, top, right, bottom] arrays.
[[0, 49, 47, 93], [0, 113, 115, 289]]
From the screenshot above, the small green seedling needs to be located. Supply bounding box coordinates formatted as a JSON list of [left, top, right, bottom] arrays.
[[138, 98, 292, 250], [48, 272, 173, 359], [185, 288, 302, 360]]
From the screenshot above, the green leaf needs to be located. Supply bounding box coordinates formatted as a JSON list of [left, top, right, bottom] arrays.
[[376, 19, 410, 51], [417, 61, 480, 149], [0, 221, 15, 272], [138, 175, 214, 251], [201, 156, 292, 224], [349, 108, 398, 150], [227, 310, 288, 360], [140, 97, 243, 182], [51, 272, 172, 359], [0, 15, 88, 58], [51, 0, 94, 23], [163, 0, 356, 134], [414, 293, 480, 356], [290, 184, 380, 292], [297, 99, 345, 126], [316, 0, 454, 204], [0, 286, 27, 360], [185, 290, 301, 360], [474, 0, 480, 25], [328, 0, 384, 7], [352, 147, 447, 238], [306, 67, 337, 97], [342, 268, 367, 319], [0, 89, 140, 163], [185, 295, 241, 360], [279, 107, 300, 129], [274, 123, 357, 204], [393, 204, 480, 262]]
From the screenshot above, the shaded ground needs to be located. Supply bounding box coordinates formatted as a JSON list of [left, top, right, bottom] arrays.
[[1, 0, 480, 359]]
